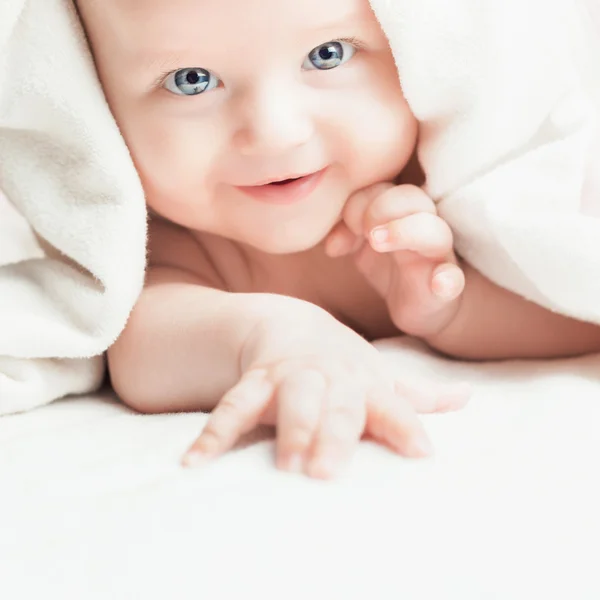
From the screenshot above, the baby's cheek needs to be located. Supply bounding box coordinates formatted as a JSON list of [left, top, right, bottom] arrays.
[[347, 102, 417, 189], [127, 120, 214, 224], [372, 108, 416, 178], [340, 55, 418, 187]]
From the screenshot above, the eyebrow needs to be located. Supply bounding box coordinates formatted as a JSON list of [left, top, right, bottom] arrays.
[[143, 50, 189, 72]]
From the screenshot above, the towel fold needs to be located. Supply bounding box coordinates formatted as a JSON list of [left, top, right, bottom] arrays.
[[1, 0, 599, 414], [0, 0, 146, 413]]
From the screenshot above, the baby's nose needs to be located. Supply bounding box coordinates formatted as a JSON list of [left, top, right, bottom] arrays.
[[234, 84, 314, 156]]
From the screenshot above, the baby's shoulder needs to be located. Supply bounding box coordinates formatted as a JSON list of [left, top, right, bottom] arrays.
[[147, 215, 228, 289]]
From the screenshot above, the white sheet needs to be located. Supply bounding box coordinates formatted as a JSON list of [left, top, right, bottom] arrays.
[[2, 339, 599, 600]]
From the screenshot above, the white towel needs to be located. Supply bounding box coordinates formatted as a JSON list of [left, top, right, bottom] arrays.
[[0, 0, 146, 413], [1, 0, 599, 414]]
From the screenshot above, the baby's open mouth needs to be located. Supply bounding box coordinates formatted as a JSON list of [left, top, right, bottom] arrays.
[[268, 177, 301, 186], [237, 168, 328, 204]]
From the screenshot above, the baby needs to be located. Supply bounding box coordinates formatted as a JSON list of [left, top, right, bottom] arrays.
[[76, 0, 600, 479]]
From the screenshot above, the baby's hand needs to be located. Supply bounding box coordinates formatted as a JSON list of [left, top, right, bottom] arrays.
[[182, 303, 469, 479], [325, 184, 465, 339]]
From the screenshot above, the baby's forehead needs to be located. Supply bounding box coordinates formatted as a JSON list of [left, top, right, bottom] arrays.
[[77, 0, 371, 27], [76, 0, 380, 65]]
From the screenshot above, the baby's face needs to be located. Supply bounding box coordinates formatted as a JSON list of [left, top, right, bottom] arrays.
[[79, 0, 417, 253]]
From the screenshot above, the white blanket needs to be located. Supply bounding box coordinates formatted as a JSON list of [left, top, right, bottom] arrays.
[[2, 339, 600, 600], [376, 0, 600, 319], [1, 0, 600, 412]]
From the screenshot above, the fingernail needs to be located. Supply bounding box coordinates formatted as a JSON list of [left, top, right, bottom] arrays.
[[442, 383, 472, 410], [432, 272, 458, 299], [309, 458, 337, 480], [408, 436, 435, 458], [287, 454, 304, 473], [181, 451, 208, 469], [371, 226, 390, 245], [449, 382, 472, 398]]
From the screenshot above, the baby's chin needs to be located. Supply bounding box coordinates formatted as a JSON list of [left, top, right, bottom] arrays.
[[242, 221, 335, 255]]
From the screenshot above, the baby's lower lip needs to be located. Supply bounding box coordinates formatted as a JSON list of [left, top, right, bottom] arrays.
[[237, 168, 328, 205]]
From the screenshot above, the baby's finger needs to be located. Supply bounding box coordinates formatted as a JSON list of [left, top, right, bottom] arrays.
[[366, 386, 433, 458], [182, 370, 273, 467], [324, 221, 362, 258], [363, 185, 436, 234], [276, 369, 327, 473], [395, 380, 472, 414], [342, 182, 395, 237], [370, 213, 454, 260], [386, 258, 464, 336], [307, 384, 366, 480], [431, 263, 465, 301]]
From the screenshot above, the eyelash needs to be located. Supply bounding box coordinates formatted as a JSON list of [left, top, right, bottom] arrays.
[[336, 36, 367, 51], [153, 37, 367, 90]]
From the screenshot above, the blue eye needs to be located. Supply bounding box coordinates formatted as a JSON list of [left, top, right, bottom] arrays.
[[163, 68, 220, 96], [303, 40, 356, 71]]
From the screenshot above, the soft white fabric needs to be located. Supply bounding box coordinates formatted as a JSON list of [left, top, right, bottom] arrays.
[[2, 339, 600, 600], [1, 0, 600, 414], [370, 0, 600, 320], [0, 0, 146, 414]]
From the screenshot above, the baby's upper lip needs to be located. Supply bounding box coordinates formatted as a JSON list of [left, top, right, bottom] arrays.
[[237, 168, 324, 188]]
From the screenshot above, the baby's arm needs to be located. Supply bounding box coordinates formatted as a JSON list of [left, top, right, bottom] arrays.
[[107, 266, 283, 413], [109, 261, 468, 478], [424, 263, 600, 360], [325, 182, 600, 362], [108, 220, 470, 477], [108, 216, 288, 413]]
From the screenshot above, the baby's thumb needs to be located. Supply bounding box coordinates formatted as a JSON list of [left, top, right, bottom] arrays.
[[324, 221, 362, 258]]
